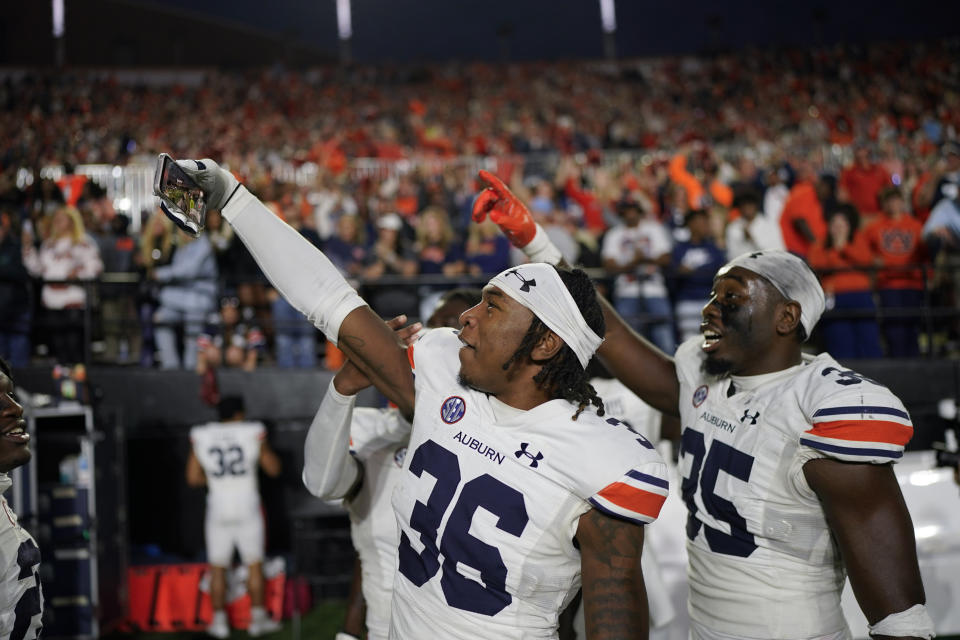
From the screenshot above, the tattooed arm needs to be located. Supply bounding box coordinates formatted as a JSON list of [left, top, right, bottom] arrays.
[[576, 508, 648, 639]]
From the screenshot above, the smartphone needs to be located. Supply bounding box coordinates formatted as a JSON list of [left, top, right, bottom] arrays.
[[154, 153, 207, 235]]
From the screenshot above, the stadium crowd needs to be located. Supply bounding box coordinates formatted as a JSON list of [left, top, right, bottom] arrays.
[[0, 38, 958, 369]]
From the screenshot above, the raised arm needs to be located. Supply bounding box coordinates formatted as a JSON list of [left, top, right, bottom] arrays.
[[803, 460, 932, 639], [474, 170, 680, 416], [171, 158, 415, 416], [576, 509, 648, 639], [596, 296, 680, 417]]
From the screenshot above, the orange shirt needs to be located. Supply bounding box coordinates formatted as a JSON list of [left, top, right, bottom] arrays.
[[780, 182, 826, 257], [840, 164, 890, 215], [808, 237, 873, 294], [862, 215, 927, 290], [668, 153, 733, 210]]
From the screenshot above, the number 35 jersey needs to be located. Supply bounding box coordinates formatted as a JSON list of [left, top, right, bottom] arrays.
[[674, 337, 913, 639], [190, 421, 265, 521], [390, 329, 669, 640]]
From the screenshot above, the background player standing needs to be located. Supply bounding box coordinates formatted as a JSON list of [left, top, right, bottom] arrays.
[[186, 395, 282, 638]]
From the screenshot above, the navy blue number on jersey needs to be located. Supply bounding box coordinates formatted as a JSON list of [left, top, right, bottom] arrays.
[[398, 439, 530, 616], [12, 538, 42, 640], [680, 428, 757, 557], [208, 445, 246, 477], [821, 366, 879, 387]]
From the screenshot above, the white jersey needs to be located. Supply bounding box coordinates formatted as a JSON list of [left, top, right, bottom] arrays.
[[601, 221, 672, 299], [0, 477, 43, 640], [390, 329, 668, 640], [346, 407, 410, 640], [674, 337, 913, 639], [591, 376, 661, 443], [190, 421, 265, 521]]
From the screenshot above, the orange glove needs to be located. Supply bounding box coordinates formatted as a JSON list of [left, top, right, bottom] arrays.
[[472, 170, 537, 248]]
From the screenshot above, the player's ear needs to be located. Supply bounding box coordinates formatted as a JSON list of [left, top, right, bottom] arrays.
[[776, 300, 802, 337], [532, 330, 564, 361]]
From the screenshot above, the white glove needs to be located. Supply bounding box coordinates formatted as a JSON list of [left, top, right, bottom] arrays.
[[155, 156, 241, 236], [174, 158, 240, 212]]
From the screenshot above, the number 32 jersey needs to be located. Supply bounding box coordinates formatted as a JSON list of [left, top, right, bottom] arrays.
[[190, 421, 265, 521], [390, 328, 669, 640], [674, 337, 913, 639]]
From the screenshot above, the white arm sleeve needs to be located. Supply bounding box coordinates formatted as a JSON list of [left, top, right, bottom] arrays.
[[523, 224, 564, 265], [302, 379, 361, 500], [221, 186, 366, 345]]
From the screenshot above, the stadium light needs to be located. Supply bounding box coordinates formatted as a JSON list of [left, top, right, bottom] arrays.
[[600, 0, 616, 33], [52, 0, 64, 37], [336, 0, 352, 40]]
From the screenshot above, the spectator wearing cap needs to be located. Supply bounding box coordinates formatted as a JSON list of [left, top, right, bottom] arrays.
[[724, 189, 785, 260], [864, 188, 929, 357], [669, 209, 726, 343], [362, 213, 419, 319], [601, 197, 675, 353], [808, 205, 883, 359], [839, 146, 892, 221]]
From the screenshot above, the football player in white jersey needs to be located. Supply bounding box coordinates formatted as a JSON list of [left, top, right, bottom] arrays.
[[186, 395, 283, 638], [470, 172, 935, 639], [0, 357, 43, 640], [303, 290, 480, 640], [160, 157, 669, 639]]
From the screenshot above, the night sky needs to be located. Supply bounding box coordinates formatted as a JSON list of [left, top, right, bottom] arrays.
[[124, 0, 960, 62]]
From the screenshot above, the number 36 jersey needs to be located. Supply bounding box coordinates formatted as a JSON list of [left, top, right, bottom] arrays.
[[390, 329, 669, 640], [674, 337, 913, 639], [190, 421, 265, 521]]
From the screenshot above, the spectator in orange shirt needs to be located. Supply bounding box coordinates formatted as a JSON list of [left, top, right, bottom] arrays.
[[808, 205, 883, 359], [668, 149, 733, 211], [780, 165, 827, 257], [864, 188, 929, 357], [839, 146, 892, 220]]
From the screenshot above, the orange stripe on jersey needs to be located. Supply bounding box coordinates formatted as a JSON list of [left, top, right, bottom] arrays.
[[597, 482, 667, 518], [407, 344, 416, 370], [806, 419, 912, 446]]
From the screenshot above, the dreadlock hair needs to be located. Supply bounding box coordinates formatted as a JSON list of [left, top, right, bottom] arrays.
[[500, 267, 606, 420]]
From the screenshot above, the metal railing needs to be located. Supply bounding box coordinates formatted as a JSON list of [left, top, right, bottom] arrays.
[[12, 259, 960, 367]]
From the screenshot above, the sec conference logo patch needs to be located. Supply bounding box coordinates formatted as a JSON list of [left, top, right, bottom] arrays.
[[692, 385, 709, 407], [440, 396, 466, 424]]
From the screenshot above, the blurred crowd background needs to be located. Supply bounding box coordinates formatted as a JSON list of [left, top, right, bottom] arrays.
[[2, 38, 959, 373]]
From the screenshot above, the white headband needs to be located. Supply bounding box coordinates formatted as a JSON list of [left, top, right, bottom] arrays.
[[488, 264, 603, 368], [720, 250, 826, 339]]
